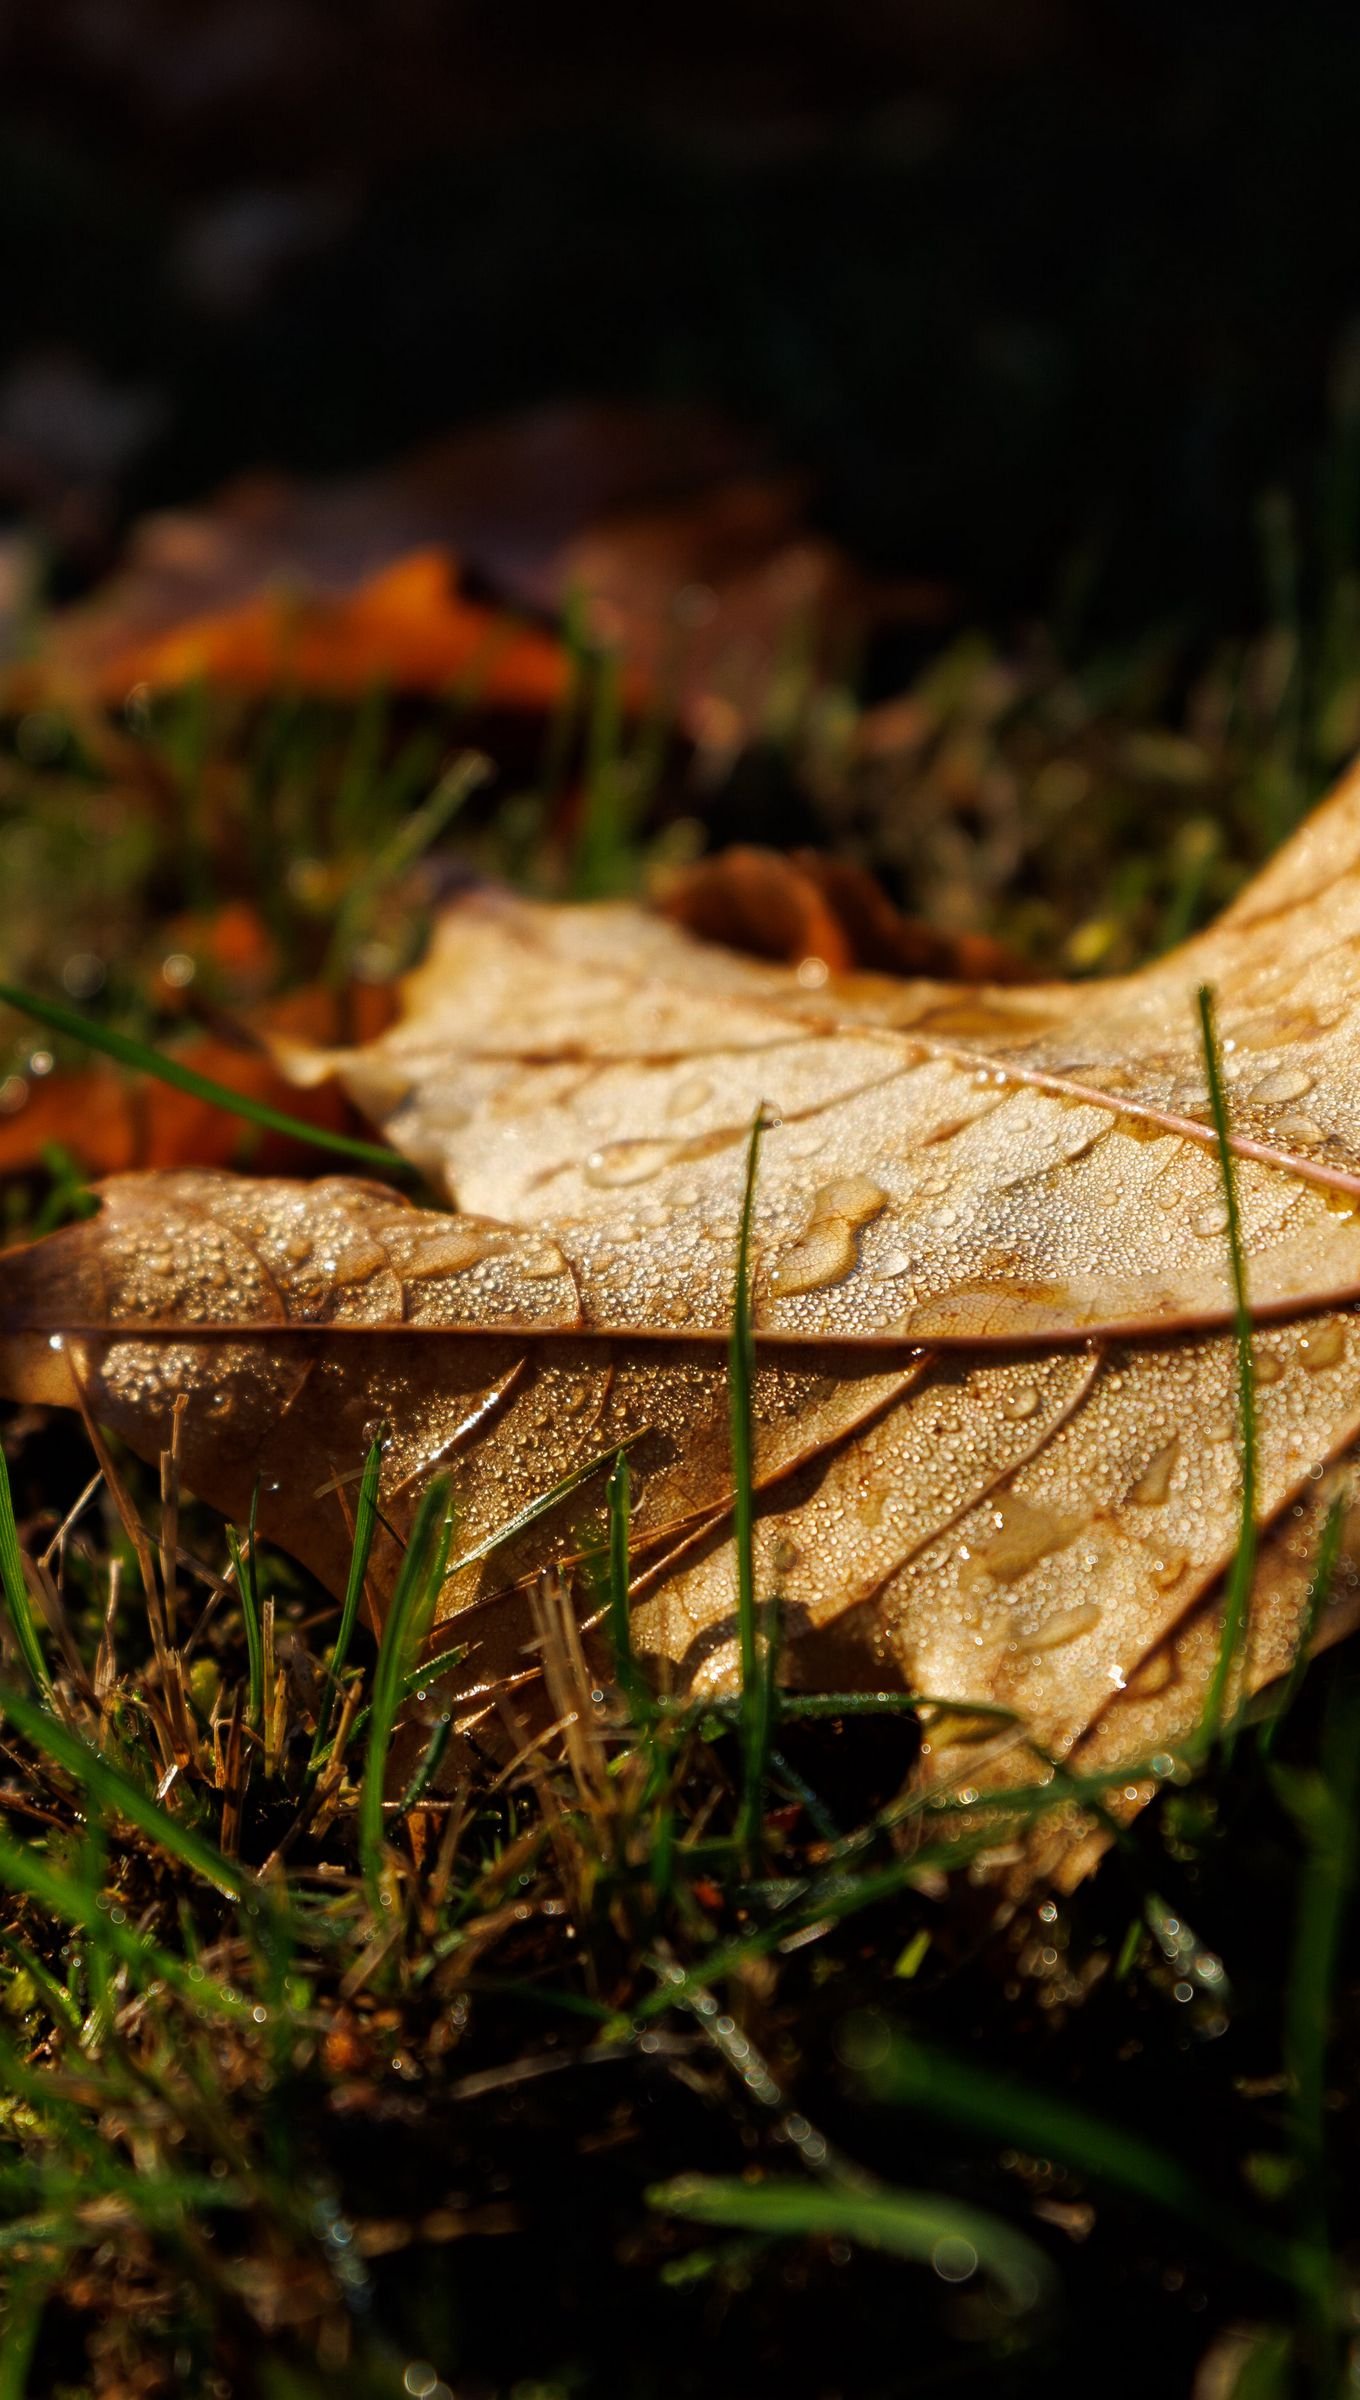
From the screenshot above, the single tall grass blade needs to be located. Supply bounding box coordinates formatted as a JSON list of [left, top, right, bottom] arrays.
[[0, 975, 410, 1174], [1197, 984, 1260, 1756], [731, 1108, 771, 1864], [309, 1428, 385, 1770], [358, 1473, 454, 1899], [648, 2172, 1055, 2319]]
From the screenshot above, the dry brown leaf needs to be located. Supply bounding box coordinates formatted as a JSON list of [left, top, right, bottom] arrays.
[[7, 768, 1360, 1866]]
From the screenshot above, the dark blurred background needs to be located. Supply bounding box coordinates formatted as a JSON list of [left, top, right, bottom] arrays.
[[2, 0, 1359, 644]]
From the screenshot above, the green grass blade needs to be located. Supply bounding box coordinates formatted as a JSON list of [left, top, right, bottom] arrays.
[[574, 646, 630, 897], [1197, 983, 1259, 1755], [359, 1475, 454, 1898], [311, 1638, 467, 1769], [334, 676, 390, 847], [445, 1439, 629, 1577], [0, 1683, 249, 1904], [309, 1429, 384, 1769], [648, 2174, 1054, 2318], [731, 1108, 769, 1864], [0, 1925, 82, 2035], [0, 2262, 58, 2400], [692, 1688, 1019, 1731], [0, 976, 410, 1175], [865, 2033, 1200, 2219], [227, 1502, 265, 1730], [859, 2032, 1295, 2282], [323, 749, 490, 981], [0, 1446, 52, 1700], [396, 1713, 452, 1815]]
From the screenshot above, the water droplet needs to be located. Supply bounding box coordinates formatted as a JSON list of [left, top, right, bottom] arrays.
[[771, 1221, 858, 1296], [519, 1242, 567, 1280], [873, 1249, 917, 1282], [771, 1533, 803, 1575], [1016, 1602, 1103, 1655], [667, 1075, 713, 1120], [405, 1226, 491, 1278], [1297, 1320, 1346, 1372], [1275, 1111, 1325, 1146], [769, 1177, 888, 1297], [1130, 1437, 1179, 1507], [921, 2234, 978, 2289], [1192, 1203, 1230, 1238], [1254, 1346, 1285, 1385], [967, 1496, 1080, 1583], [584, 1139, 677, 1188], [330, 1240, 386, 1286], [1251, 1065, 1314, 1104], [823, 1176, 890, 1222], [1001, 1385, 1041, 1421]]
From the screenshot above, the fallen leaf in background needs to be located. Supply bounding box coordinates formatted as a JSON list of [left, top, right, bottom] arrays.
[[659, 844, 1035, 982], [7, 771, 1360, 1879], [49, 550, 575, 713], [26, 404, 940, 743], [548, 475, 944, 750]]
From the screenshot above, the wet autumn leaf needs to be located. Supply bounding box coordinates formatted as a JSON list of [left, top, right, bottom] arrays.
[[8, 768, 1360, 1861], [313, 783, 1360, 1345]]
